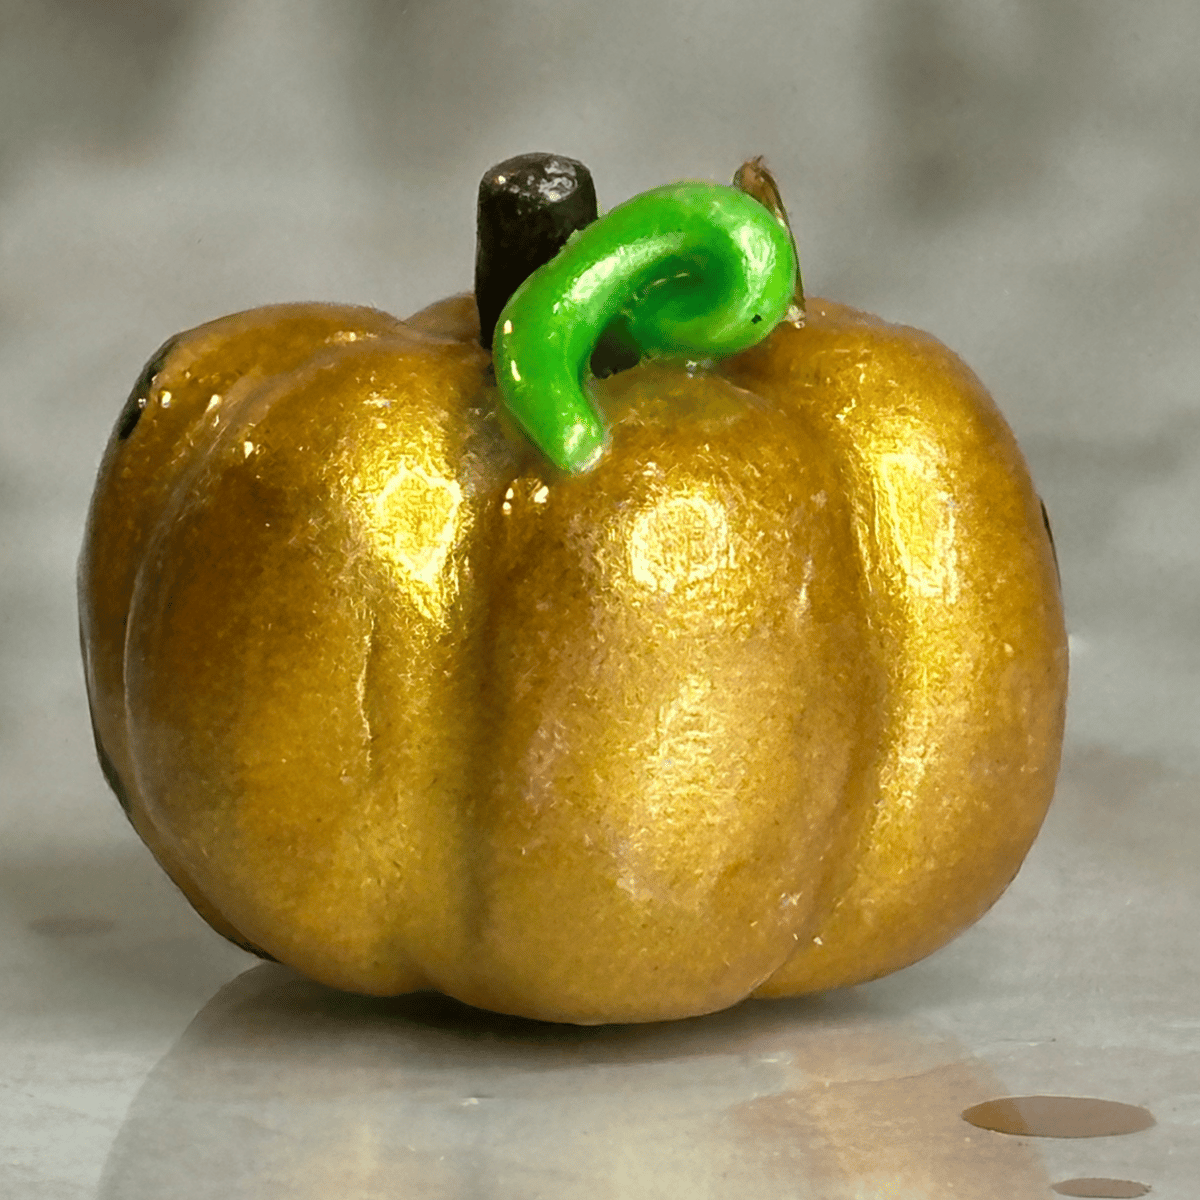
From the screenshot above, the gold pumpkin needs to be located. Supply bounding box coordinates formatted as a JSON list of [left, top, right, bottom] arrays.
[[79, 175, 1066, 1025]]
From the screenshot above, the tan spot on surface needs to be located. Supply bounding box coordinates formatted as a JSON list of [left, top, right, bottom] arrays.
[[962, 1096, 1155, 1139], [1052, 1179, 1150, 1198]]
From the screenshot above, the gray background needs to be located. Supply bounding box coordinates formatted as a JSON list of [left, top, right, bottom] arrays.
[[2, 1, 1197, 1196]]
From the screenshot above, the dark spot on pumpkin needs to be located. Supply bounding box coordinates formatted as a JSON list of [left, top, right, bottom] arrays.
[[90, 705, 133, 816], [116, 333, 181, 440], [751, 313, 763, 324], [225, 933, 279, 962], [1040, 497, 1060, 584]]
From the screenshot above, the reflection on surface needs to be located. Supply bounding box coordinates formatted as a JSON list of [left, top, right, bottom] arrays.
[[98, 966, 1052, 1198]]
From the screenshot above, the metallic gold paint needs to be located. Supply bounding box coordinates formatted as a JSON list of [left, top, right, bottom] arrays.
[[727, 298, 1069, 996], [79, 292, 1067, 1024]]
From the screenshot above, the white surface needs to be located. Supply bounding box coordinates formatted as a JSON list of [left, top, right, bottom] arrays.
[[2, 1, 1197, 1195]]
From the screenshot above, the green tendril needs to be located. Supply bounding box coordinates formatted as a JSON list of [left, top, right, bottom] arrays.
[[492, 181, 799, 475]]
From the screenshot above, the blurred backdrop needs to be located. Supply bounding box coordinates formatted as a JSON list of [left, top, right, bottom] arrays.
[[4, 0, 1200, 794]]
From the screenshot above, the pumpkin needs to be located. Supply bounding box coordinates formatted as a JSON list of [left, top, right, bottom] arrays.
[[79, 155, 1066, 1023]]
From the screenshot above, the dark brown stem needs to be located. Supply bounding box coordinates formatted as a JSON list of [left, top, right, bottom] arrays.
[[475, 153, 598, 350]]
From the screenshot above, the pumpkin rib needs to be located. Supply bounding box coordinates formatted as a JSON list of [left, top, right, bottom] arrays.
[[732, 301, 1067, 996]]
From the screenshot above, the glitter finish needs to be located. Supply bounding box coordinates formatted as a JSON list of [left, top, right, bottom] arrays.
[[79, 293, 1067, 1024]]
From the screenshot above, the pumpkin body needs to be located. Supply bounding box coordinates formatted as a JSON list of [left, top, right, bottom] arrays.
[[79, 293, 1067, 1023]]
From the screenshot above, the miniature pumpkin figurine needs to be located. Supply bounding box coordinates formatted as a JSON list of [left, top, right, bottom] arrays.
[[79, 154, 1067, 1023]]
